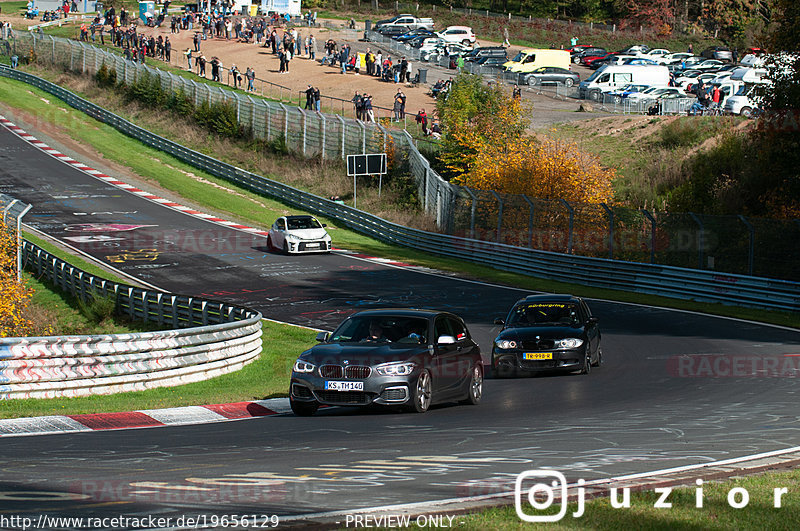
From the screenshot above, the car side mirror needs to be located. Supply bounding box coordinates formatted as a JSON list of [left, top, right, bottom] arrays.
[[322, 223, 327, 227], [494, 317, 505, 325], [437, 335, 456, 345], [316, 331, 330, 342]]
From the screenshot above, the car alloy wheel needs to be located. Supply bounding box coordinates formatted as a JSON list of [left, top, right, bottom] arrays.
[[266, 235, 274, 251], [529, 76, 540, 86], [282, 241, 290, 255], [564, 78, 574, 87], [410, 370, 432, 413], [590, 90, 602, 102], [290, 398, 319, 416], [461, 364, 483, 405]]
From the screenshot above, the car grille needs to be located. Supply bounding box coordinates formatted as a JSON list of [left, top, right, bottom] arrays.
[[298, 241, 326, 251], [345, 366, 371, 379], [520, 359, 556, 370], [292, 384, 313, 398], [315, 391, 373, 405], [319, 365, 371, 379], [521, 339, 556, 350], [319, 365, 343, 378]]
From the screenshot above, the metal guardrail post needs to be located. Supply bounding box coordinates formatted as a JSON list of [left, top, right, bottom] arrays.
[[320, 113, 327, 161], [601, 203, 614, 260], [464, 187, 477, 241], [336, 114, 346, 159], [522, 194, 535, 249], [738, 215, 755, 276], [298, 108, 307, 156], [560, 199, 575, 255], [689, 212, 705, 270], [358, 121, 366, 153], [641, 209, 657, 264], [279, 103, 288, 143], [15, 204, 32, 282], [490, 190, 503, 243]]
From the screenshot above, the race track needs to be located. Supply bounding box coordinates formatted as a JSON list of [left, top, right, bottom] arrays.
[[1, 122, 799, 525]]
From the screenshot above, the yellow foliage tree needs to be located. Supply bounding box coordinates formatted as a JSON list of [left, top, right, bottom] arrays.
[[0, 219, 36, 338], [438, 75, 616, 204], [452, 135, 616, 204]]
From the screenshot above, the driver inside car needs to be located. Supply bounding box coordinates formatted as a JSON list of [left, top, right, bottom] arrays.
[[362, 321, 390, 343]]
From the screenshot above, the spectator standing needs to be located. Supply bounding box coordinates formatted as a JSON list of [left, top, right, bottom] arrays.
[[305, 84, 315, 109], [416, 109, 428, 135], [365, 48, 374, 75], [375, 51, 382, 77], [352, 91, 363, 120], [278, 48, 286, 73], [512, 85, 521, 100], [406, 59, 412, 83], [712, 85, 722, 106], [340, 46, 348, 74], [399, 56, 407, 83], [230, 64, 240, 88], [395, 88, 406, 119], [309, 33, 317, 60], [688, 43, 694, 54], [364, 94, 375, 123], [184, 48, 193, 70], [313, 86, 321, 111], [246, 67, 255, 91], [193, 32, 201, 51], [165, 37, 171, 61], [198, 54, 206, 77]]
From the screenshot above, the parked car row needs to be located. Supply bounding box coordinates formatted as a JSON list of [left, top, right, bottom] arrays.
[[289, 294, 603, 416]]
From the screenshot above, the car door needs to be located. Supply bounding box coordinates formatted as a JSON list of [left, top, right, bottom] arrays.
[[432, 316, 462, 396], [580, 300, 600, 359], [272, 218, 287, 248]]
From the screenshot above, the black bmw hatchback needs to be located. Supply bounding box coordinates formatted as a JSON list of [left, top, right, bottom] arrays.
[[492, 294, 602, 377], [290, 309, 483, 416]]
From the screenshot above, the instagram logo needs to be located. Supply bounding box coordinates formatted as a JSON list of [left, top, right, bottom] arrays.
[[515, 470, 585, 522]]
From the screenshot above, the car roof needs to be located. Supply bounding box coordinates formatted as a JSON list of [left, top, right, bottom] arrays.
[[519, 294, 581, 304], [349, 308, 453, 319]]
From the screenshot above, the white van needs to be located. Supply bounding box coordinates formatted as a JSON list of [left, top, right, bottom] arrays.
[[579, 65, 670, 101], [722, 67, 769, 116]]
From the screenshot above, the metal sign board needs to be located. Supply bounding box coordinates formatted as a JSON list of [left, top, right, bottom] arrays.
[[347, 153, 387, 176]]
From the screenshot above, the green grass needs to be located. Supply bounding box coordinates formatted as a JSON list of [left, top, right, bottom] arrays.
[[453, 469, 800, 529]]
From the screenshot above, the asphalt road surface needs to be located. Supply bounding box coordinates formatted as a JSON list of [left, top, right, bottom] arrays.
[[1, 123, 799, 527]]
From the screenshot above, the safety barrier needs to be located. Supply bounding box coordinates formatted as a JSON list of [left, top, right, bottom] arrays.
[[0, 58, 798, 311], [0, 195, 263, 399]]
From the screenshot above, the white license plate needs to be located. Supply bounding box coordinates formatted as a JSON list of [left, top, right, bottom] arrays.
[[324, 381, 364, 391], [305, 242, 320, 248]]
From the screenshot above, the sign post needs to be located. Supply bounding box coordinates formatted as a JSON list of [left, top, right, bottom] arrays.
[[346, 153, 387, 210]]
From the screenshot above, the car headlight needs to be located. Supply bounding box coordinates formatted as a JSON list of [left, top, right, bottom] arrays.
[[375, 362, 417, 376], [555, 338, 584, 349], [293, 360, 316, 373], [285, 234, 300, 242], [494, 339, 517, 349]]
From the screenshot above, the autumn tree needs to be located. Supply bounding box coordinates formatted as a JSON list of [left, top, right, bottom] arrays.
[[0, 219, 36, 337], [436, 74, 616, 205]]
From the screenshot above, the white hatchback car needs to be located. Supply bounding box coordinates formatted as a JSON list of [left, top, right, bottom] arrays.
[[436, 26, 476, 46], [267, 215, 332, 254]]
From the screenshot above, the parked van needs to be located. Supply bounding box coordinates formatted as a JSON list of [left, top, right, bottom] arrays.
[[722, 67, 769, 116], [579, 64, 670, 101], [503, 49, 570, 73]]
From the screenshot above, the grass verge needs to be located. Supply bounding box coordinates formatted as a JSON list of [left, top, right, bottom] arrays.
[[454, 468, 800, 530]]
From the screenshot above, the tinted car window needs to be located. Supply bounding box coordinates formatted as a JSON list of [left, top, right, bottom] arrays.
[[331, 316, 429, 343], [276, 219, 286, 230], [446, 317, 468, 341], [287, 217, 321, 230], [435, 317, 455, 341], [507, 302, 580, 326]]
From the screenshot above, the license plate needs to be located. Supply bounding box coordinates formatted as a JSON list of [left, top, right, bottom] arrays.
[[524, 352, 553, 360], [305, 242, 320, 248], [324, 381, 364, 391]]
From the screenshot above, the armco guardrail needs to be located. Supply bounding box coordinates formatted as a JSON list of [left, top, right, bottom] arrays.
[[0, 241, 263, 400], [0, 63, 798, 312]]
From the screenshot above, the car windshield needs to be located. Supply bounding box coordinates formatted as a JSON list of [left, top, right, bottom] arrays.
[[287, 217, 322, 230], [510, 51, 525, 62], [507, 303, 580, 327], [330, 316, 429, 344]]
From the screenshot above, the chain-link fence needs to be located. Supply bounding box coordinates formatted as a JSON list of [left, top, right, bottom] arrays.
[[4, 33, 798, 281]]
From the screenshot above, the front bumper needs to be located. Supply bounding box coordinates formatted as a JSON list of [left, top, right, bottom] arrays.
[[286, 239, 332, 253], [291, 374, 413, 406], [492, 348, 586, 372]]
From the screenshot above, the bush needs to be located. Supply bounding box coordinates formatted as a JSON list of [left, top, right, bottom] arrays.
[[95, 63, 117, 89], [193, 100, 242, 139], [124, 72, 166, 107], [77, 294, 117, 324], [166, 89, 194, 116]]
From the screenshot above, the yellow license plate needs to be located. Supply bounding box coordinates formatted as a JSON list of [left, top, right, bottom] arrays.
[[524, 352, 553, 360]]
